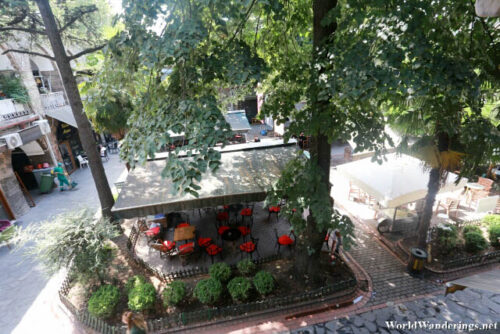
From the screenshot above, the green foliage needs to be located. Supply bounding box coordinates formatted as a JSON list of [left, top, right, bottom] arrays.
[[162, 281, 186, 307], [436, 224, 458, 252], [0, 225, 17, 244], [462, 225, 482, 235], [193, 278, 222, 305], [236, 259, 256, 276], [127, 283, 156, 311], [464, 231, 489, 253], [266, 156, 355, 251], [0, 75, 29, 104], [209, 262, 232, 283], [125, 275, 147, 294], [87, 284, 120, 318], [482, 215, 500, 226], [227, 277, 252, 302], [488, 224, 500, 247], [15, 208, 119, 283], [253, 271, 274, 296]]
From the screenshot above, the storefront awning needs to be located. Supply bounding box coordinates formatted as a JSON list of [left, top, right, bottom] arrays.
[[112, 145, 296, 218], [45, 105, 77, 128], [225, 110, 251, 132], [20, 141, 44, 156]]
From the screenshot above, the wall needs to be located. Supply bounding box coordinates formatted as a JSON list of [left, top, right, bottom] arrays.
[[0, 151, 29, 217]]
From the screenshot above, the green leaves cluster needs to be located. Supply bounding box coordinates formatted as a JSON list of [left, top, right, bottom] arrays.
[[227, 276, 252, 302], [15, 208, 120, 283], [193, 278, 222, 305], [0, 74, 30, 104], [104, 0, 286, 196], [209, 262, 232, 283], [128, 282, 156, 311], [162, 281, 186, 307], [266, 155, 355, 250]]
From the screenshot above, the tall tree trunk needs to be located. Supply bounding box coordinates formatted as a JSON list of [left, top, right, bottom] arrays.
[[416, 132, 449, 248], [294, 0, 337, 281], [35, 0, 115, 219], [416, 167, 441, 248]]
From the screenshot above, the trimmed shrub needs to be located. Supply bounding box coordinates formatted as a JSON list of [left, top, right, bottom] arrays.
[[193, 278, 222, 305], [488, 224, 500, 247], [436, 223, 458, 251], [464, 232, 488, 253], [227, 277, 252, 301], [209, 262, 232, 282], [482, 214, 500, 226], [162, 281, 186, 307], [125, 275, 147, 294], [128, 283, 156, 311], [88, 285, 120, 318], [463, 225, 482, 235], [237, 259, 256, 276], [253, 271, 275, 296]]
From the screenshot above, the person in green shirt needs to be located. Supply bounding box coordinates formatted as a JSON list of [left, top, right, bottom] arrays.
[[51, 162, 77, 191], [122, 311, 147, 334]]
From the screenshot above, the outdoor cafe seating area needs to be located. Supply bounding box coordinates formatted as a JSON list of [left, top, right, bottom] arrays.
[[123, 200, 299, 272]]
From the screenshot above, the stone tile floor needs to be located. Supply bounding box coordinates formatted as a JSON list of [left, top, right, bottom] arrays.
[[291, 288, 499, 334]]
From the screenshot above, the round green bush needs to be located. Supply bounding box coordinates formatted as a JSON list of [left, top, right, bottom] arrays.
[[193, 278, 222, 305], [227, 277, 252, 301], [463, 225, 482, 235], [125, 275, 147, 294], [464, 231, 488, 253], [87, 285, 120, 318], [253, 271, 275, 296], [128, 283, 156, 311], [237, 259, 256, 276], [209, 262, 232, 282], [488, 224, 500, 247], [437, 224, 458, 251], [162, 281, 186, 307]]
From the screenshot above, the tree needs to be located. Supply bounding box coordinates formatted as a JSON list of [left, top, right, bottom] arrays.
[[111, 0, 390, 281], [369, 0, 500, 248], [16, 208, 120, 283], [0, 0, 116, 219]]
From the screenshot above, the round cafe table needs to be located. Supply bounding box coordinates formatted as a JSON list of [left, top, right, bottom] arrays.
[[465, 182, 485, 205], [221, 227, 241, 242]]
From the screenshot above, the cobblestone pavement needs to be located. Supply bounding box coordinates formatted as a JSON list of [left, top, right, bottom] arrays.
[[0, 154, 125, 334], [348, 223, 440, 307], [291, 287, 500, 334]]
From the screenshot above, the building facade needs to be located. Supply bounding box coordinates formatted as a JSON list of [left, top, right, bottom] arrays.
[[0, 43, 82, 219]]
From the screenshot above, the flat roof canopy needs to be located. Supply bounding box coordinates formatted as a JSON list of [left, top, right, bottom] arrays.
[[335, 153, 468, 208], [112, 145, 296, 218], [449, 269, 500, 293], [224, 110, 251, 132]]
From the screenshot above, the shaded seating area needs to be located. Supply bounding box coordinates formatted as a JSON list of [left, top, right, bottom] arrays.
[[114, 145, 298, 271]]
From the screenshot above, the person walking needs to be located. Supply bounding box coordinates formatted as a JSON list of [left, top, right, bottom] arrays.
[[122, 311, 147, 334], [330, 230, 343, 263], [51, 162, 77, 191]]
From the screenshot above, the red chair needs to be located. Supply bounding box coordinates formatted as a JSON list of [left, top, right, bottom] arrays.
[[216, 211, 229, 225], [268, 206, 281, 222], [144, 226, 161, 243], [206, 244, 223, 263], [177, 222, 190, 228], [197, 237, 212, 248], [150, 240, 176, 259], [274, 228, 295, 254], [178, 242, 195, 255], [240, 208, 253, 226], [239, 237, 260, 260], [217, 225, 230, 240], [238, 226, 251, 241]]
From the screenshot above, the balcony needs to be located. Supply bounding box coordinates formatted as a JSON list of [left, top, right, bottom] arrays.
[[40, 91, 77, 127], [0, 99, 36, 130]]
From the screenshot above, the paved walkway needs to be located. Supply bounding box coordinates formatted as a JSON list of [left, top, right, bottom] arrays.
[[291, 287, 499, 334], [348, 222, 440, 307], [0, 154, 126, 334]]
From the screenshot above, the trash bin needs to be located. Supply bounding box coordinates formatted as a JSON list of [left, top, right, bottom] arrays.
[[39, 173, 55, 194], [407, 247, 428, 276]]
